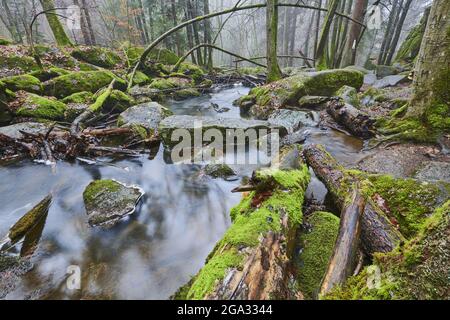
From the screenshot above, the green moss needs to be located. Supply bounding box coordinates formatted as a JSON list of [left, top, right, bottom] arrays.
[[71, 46, 122, 68], [230, 191, 254, 221], [0, 38, 12, 45], [30, 67, 71, 82], [0, 53, 39, 73], [186, 249, 243, 300], [177, 63, 205, 83], [62, 91, 94, 104], [362, 87, 387, 102], [1, 74, 42, 93], [237, 67, 266, 76], [130, 71, 151, 86], [336, 85, 360, 107], [16, 93, 67, 120], [297, 211, 340, 299], [43, 71, 126, 98], [8, 195, 51, 243], [363, 174, 446, 238], [173, 88, 200, 100], [125, 47, 179, 66], [94, 89, 133, 113], [324, 201, 450, 300], [83, 179, 121, 207]]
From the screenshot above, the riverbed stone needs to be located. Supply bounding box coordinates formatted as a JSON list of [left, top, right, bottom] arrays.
[[268, 109, 317, 133], [297, 96, 330, 109], [0, 122, 50, 140], [336, 85, 360, 107], [117, 102, 173, 139], [83, 179, 144, 228], [158, 115, 287, 147], [414, 161, 450, 183], [203, 164, 236, 179]]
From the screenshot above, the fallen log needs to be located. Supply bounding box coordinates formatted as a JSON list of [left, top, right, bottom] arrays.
[[319, 188, 365, 296], [326, 98, 375, 139], [173, 145, 310, 300], [303, 144, 404, 256]]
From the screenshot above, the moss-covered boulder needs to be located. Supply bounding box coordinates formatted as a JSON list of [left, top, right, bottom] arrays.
[[30, 67, 71, 82], [62, 91, 94, 104], [324, 201, 449, 300], [203, 164, 236, 179], [238, 69, 364, 119], [0, 38, 12, 45], [83, 179, 144, 228], [296, 211, 340, 299], [93, 89, 133, 113], [0, 48, 40, 76], [117, 102, 173, 139], [0, 80, 16, 123], [14, 93, 67, 121], [176, 63, 205, 83], [125, 46, 179, 66], [64, 103, 89, 121], [129, 71, 152, 86], [336, 85, 360, 107], [71, 46, 122, 68], [376, 65, 399, 78], [43, 71, 126, 98], [1, 74, 42, 93], [173, 88, 201, 100]]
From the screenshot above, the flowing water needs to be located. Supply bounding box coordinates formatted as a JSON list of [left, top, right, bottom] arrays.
[[0, 85, 364, 299]]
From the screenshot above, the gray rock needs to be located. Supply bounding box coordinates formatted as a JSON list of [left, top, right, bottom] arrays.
[[280, 130, 309, 146], [0, 254, 33, 299], [159, 115, 287, 147], [268, 109, 317, 133], [373, 75, 409, 89], [414, 161, 450, 183], [128, 85, 162, 104], [83, 179, 144, 228], [336, 85, 360, 107], [297, 96, 330, 109], [0, 122, 50, 140], [363, 73, 377, 85], [117, 102, 173, 137], [204, 164, 236, 179], [376, 65, 399, 78], [344, 65, 370, 74]]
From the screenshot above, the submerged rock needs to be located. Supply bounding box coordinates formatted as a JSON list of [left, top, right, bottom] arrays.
[[159, 115, 287, 147], [203, 164, 236, 179], [268, 109, 317, 133], [117, 102, 173, 139], [83, 179, 144, 228]]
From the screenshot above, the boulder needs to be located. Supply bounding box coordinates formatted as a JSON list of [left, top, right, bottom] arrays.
[[363, 73, 377, 85], [336, 85, 360, 107], [14, 93, 67, 121], [238, 69, 364, 119], [1, 74, 42, 94], [203, 164, 236, 179], [268, 109, 317, 133], [414, 161, 450, 183], [128, 85, 163, 104], [0, 122, 50, 140], [43, 71, 126, 98], [71, 46, 122, 68], [297, 95, 331, 109], [94, 89, 133, 113], [159, 115, 287, 147], [61, 91, 94, 104], [83, 179, 144, 228], [376, 65, 399, 78], [373, 75, 409, 89], [117, 102, 173, 139], [280, 130, 309, 146]]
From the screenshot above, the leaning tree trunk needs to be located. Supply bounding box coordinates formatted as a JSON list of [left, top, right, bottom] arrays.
[[266, 0, 282, 82], [315, 0, 339, 70], [341, 0, 368, 67], [39, 0, 73, 46], [407, 0, 450, 118]]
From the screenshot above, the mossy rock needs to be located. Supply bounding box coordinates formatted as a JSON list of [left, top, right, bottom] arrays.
[[203, 164, 236, 179], [324, 201, 450, 300], [62, 91, 94, 104], [94, 89, 133, 113], [1, 74, 43, 94], [177, 63, 205, 83], [237, 67, 266, 76], [125, 46, 179, 66], [15, 93, 67, 121], [240, 69, 364, 118], [0, 52, 39, 74], [83, 179, 144, 228], [0, 38, 12, 46], [64, 103, 89, 121], [173, 88, 201, 100], [71, 46, 122, 68], [30, 67, 71, 82], [336, 85, 360, 107], [129, 71, 152, 86], [376, 65, 399, 78], [43, 71, 126, 98], [296, 211, 340, 299]]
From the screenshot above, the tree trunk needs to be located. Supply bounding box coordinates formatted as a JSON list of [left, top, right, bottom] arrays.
[[407, 0, 450, 118], [303, 144, 405, 256], [38, 0, 72, 46], [315, 0, 339, 70], [266, 0, 282, 82], [171, 0, 182, 56], [341, 0, 368, 67], [203, 0, 213, 70], [385, 0, 413, 65], [80, 0, 96, 45], [377, 0, 399, 65], [314, 0, 322, 59], [1, 0, 23, 43], [73, 0, 90, 45]]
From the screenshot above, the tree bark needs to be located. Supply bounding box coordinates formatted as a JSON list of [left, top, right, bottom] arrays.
[[385, 0, 413, 65], [303, 144, 405, 256], [341, 0, 368, 67], [73, 0, 91, 45], [407, 0, 450, 118], [315, 0, 339, 70], [80, 0, 96, 45], [266, 0, 282, 82], [377, 0, 399, 65], [39, 0, 73, 46]]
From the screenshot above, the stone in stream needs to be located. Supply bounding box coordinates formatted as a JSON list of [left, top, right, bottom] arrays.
[[373, 75, 409, 89], [203, 164, 236, 179], [297, 96, 331, 109], [117, 102, 173, 139], [0, 122, 50, 140], [158, 115, 288, 147], [83, 180, 144, 228], [414, 161, 450, 183], [280, 130, 310, 147], [0, 254, 33, 299], [268, 109, 317, 133]]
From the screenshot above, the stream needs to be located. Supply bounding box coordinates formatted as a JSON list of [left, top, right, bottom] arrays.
[[0, 85, 364, 299]]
